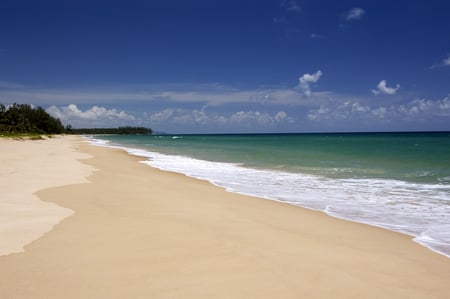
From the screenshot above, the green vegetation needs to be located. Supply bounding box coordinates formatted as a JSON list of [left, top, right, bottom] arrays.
[[68, 127, 152, 135], [0, 103, 152, 136], [0, 103, 64, 134], [0, 132, 48, 139]]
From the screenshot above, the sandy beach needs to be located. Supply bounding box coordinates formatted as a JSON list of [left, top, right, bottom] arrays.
[[0, 136, 94, 255], [1, 136, 450, 298]]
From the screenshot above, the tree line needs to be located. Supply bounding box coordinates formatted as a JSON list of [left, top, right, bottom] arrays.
[[67, 126, 152, 135], [0, 103, 152, 135], [0, 103, 64, 134]]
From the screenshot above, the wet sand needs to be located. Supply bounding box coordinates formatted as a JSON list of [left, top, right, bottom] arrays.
[[1, 136, 449, 298]]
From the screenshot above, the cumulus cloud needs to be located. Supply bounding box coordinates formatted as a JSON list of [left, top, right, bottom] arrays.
[[46, 104, 137, 128], [6, 78, 448, 132], [147, 108, 293, 130], [230, 111, 277, 126], [275, 111, 288, 122], [306, 96, 450, 127], [372, 80, 400, 95], [298, 70, 323, 96], [397, 97, 450, 118], [149, 109, 175, 123], [345, 8, 365, 20]]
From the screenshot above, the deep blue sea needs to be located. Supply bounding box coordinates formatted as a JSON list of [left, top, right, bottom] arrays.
[[88, 132, 450, 258]]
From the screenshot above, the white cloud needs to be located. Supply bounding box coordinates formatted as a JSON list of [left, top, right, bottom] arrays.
[[0, 80, 329, 108], [230, 111, 272, 126], [439, 97, 450, 110], [310, 33, 324, 39], [275, 111, 289, 122], [5, 79, 448, 132], [345, 8, 365, 20], [191, 108, 211, 125], [307, 105, 330, 121], [147, 108, 293, 130], [273, 16, 287, 24], [281, 0, 301, 12], [442, 55, 450, 66], [299, 70, 323, 96], [430, 54, 450, 69], [46, 104, 137, 128], [397, 97, 450, 118], [306, 96, 450, 126], [371, 107, 388, 119], [372, 80, 400, 95], [149, 109, 175, 123], [444, 56, 450, 66]]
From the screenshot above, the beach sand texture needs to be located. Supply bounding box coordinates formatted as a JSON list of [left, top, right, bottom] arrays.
[[1, 136, 449, 298], [0, 136, 94, 255]]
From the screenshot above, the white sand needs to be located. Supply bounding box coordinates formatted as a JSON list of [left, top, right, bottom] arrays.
[[0, 136, 94, 255], [1, 137, 450, 298]]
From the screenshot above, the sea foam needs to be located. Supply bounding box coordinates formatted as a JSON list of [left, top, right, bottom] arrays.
[[87, 136, 450, 258]]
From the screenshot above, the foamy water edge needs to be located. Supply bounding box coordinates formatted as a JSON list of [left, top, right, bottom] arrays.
[[87, 137, 450, 258]]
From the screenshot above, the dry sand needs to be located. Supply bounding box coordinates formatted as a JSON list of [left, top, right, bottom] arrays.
[[0, 136, 94, 255], [0, 136, 449, 298]]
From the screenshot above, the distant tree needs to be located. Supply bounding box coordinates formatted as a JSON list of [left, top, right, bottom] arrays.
[[0, 104, 6, 132], [65, 124, 73, 133], [0, 102, 152, 135], [0, 103, 65, 134]]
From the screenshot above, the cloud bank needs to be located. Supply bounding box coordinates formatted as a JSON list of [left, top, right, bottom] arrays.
[[47, 104, 137, 128], [307, 96, 450, 127], [1, 74, 447, 132], [148, 108, 294, 130], [44, 92, 450, 133], [46, 103, 295, 132]]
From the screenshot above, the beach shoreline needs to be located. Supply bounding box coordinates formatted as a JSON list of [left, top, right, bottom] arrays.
[[1, 136, 450, 298]]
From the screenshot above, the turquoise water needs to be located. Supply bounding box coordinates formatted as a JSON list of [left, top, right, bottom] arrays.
[[97, 133, 450, 184], [90, 132, 450, 257]]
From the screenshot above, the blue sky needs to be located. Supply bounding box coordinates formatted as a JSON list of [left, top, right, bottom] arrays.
[[1, 0, 449, 133]]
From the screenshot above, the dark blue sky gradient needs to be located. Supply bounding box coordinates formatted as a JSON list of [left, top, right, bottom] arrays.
[[0, 0, 449, 132]]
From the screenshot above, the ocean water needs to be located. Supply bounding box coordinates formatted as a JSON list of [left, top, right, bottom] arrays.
[[88, 132, 450, 258]]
